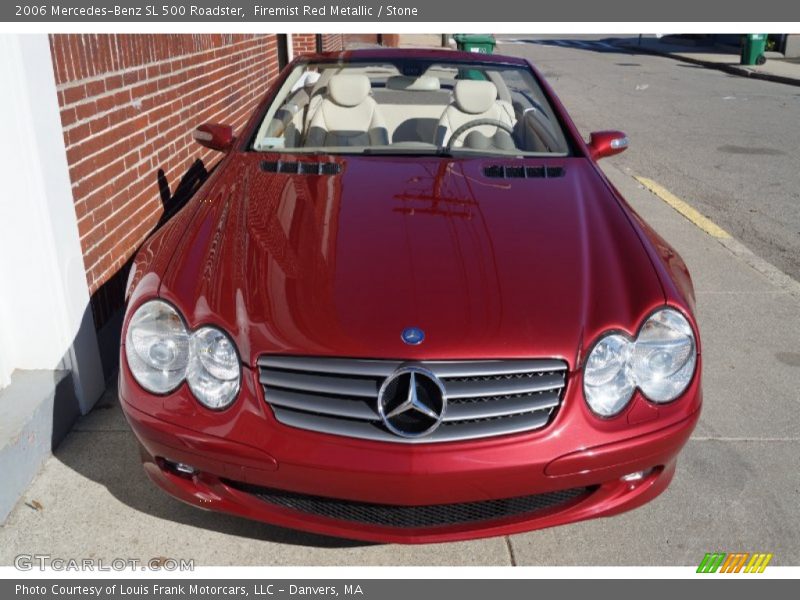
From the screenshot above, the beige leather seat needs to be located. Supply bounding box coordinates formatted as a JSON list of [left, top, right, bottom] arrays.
[[263, 81, 316, 147], [302, 69, 333, 132], [435, 80, 516, 148], [305, 74, 389, 147], [373, 76, 448, 143]]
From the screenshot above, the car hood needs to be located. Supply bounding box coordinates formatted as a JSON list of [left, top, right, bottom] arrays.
[[158, 154, 664, 368]]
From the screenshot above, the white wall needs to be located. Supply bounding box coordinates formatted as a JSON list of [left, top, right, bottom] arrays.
[[0, 34, 104, 411]]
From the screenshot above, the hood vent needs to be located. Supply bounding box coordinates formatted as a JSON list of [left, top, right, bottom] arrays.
[[260, 160, 342, 175], [483, 165, 565, 179]]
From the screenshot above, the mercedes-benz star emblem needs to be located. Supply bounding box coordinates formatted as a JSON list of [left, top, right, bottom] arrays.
[[401, 327, 425, 345], [377, 366, 447, 438]]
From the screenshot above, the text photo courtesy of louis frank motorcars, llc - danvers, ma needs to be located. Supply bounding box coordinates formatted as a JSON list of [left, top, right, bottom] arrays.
[[0, 0, 799, 595]]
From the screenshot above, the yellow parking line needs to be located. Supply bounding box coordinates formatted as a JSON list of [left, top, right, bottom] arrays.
[[635, 176, 731, 239]]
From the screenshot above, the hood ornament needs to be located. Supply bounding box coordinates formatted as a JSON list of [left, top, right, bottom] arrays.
[[401, 327, 425, 345]]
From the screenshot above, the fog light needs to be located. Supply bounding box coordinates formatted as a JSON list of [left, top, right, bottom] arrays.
[[173, 462, 196, 475], [158, 457, 197, 478], [621, 468, 652, 482]]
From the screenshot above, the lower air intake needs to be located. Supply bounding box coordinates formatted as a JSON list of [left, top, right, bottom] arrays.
[[224, 480, 593, 528]]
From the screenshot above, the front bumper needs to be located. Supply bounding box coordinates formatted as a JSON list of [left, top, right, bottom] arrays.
[[119, 358, 701, 544]]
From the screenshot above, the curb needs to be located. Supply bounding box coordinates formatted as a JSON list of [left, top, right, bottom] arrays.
[[617, 43, 800, 88], [717, 235, 800, 299]]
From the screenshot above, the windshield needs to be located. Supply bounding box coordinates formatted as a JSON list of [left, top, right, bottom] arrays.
[[251, 59, 571, 157]]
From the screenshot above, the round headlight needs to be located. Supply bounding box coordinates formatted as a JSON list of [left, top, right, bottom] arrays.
[[124, 300, 242, 409], [583, 308, 697, 417], [186, 327, 241, 409], [630, 309, 696, 402], [584, 334, 635, 417], [125, 300, 190, 393]]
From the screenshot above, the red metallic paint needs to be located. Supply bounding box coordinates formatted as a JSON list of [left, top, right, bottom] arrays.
[[119, 49, 702, 543]]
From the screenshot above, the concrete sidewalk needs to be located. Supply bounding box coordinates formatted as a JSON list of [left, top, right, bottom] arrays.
[[1, 160, 799, 566], [618, 36, 800, 87]]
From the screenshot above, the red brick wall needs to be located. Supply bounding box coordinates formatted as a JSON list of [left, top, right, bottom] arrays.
[[292, 34, 348, 56], [49, 34, 282, 295], [343, 34, 382, 46], [321, 34, 345, 52], [292, 34, 318, 55]]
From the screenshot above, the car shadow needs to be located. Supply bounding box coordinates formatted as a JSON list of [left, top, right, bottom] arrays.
[[509, 36, 631, 53], [156, 158, 209, 229], [57, 380, 375, 549]]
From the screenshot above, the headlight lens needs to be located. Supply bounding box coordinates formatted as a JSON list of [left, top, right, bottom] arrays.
[[631, 309, 696, 402], [584, 334, 635, 417], [584, 308, 696, 416], [124, 300, 240, 409], [187, 327, 241, 409], [125, 300, 190, 393]]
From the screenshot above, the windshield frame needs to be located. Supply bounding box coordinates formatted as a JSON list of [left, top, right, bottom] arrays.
[[242, 54, 579, 159]]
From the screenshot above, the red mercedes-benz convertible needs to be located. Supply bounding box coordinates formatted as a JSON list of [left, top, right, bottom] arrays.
[[120, 49, 701, 543]]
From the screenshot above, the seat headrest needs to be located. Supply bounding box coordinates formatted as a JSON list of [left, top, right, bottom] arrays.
[[328, 74, 372, 107], [453, 80, 498, 115], [386, 76, 441, 92], [303, 71, 321, 88]]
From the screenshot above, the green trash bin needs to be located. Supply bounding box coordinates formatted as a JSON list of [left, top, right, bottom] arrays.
[[453, 34, 496, 54], [453, 34, 496, 80], [741, 34, 768, 66]]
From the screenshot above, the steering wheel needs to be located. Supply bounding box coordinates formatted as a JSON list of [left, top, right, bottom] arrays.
[[522, 107, 562, 153], [443, 118, 515, 153]]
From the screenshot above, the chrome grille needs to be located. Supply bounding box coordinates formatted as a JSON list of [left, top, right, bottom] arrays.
[[258, 357, 568, 443]]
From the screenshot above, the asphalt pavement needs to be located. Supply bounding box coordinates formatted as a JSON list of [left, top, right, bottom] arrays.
[[1, 36, 799, 567]]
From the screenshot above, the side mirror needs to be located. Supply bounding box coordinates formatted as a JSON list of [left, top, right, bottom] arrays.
[[192, 123, 235, 152], [588, 130, 629, 160]]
